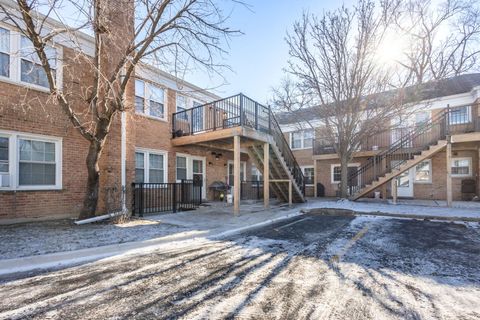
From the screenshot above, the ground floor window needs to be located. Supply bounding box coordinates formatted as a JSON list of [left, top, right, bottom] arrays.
[[0, 131, 62, 190], [227, 161, 246, 186], [251, 165, 263, 181], [451, 158, 472, 177], [135, 149, 167, 183], [330, 163, 360, 184], [414, 160, 432, 183], [302, 167, 314, 185], [176, 156, 188, 181]]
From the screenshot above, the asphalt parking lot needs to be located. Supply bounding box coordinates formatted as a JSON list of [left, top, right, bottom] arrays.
[[1, 214, 479, 319]]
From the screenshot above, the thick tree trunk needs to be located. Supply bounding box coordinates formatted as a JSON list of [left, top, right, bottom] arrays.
[[79, 140, 104, 219], [339, 155, 349, 199]]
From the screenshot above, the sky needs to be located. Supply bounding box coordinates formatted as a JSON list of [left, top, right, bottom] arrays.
[[185, 0, 355, 104]]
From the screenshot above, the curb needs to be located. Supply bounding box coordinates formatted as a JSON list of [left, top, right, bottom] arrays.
[[0, 210, 305, 278], [305, 207, 480, 222]]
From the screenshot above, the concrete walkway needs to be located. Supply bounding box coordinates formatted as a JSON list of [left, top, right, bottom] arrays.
[[0, 201, 303, 277]]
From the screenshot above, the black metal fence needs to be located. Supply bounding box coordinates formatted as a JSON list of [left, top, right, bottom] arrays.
[[132, 180, 202, 216], [240, 181, 263, 200]]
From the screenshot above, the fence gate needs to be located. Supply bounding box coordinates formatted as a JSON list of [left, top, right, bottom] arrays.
[[132, 180, 202, 217]]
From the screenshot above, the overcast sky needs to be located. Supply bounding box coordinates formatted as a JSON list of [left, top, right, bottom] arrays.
[[185, 0, 356, 104]]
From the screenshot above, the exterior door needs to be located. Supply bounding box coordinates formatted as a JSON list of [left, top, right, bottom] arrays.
[[391, 160, 414, 197], [192, 159, 205, 198]]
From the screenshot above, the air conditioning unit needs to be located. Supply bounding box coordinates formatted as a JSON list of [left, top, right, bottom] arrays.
[[0, 174, 10, 187]]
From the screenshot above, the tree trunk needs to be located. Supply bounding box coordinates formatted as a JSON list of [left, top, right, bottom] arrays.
[[339, 154, 349, 199], [79, 140, 104, 219]]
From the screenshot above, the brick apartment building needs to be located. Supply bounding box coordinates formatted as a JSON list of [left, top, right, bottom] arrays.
[[278, 74, 480, 202], [0, 0, 306, 224]]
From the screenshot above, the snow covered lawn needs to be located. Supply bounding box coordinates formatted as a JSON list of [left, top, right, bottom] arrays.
[[1, 214, 478, 319]]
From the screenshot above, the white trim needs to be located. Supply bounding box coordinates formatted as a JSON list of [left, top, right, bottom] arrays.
[[0, 129, 62, 191], [175, 152, 207, 198], [451, 157, 473, 177], [120, 112, 127, 211], [135, 148, 168, 183], [414, 159, 432, 184], [330, 163, 361, 184]]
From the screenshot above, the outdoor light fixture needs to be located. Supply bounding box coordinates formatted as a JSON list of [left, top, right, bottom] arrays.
[[211, 151, 222, 160]]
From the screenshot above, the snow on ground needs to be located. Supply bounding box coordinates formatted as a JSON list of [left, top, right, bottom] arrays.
[[305, 198, 480, 219], [0, 214, 478, 319]]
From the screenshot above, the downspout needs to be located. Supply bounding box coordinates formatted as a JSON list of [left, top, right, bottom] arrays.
[[121, 111, 127, 212]]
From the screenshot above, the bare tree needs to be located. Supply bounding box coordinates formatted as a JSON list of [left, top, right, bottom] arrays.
[[281, 0, 409, 198], [0, 0, 238, 218], [394, 0, 480, 85]]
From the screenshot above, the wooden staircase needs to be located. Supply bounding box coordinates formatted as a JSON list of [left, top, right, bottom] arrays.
[[348, 109, 451, 201], [350, 140, 447, 200], [247, 142, 305, 203]]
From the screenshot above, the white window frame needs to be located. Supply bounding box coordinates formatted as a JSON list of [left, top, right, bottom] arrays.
[[135, 148, 168, 183], [0, 22, 63, 92], [451, 157, 472, 177], [251, 164, 263, 182], [330, 163, 360, 184], [414, 159, 432, 183], [290, 129, 314, 150], [0, 130, 62, 191], [135, 79, 167, 121], [0, 26, 11, 79], [302, 166, 315, 186]]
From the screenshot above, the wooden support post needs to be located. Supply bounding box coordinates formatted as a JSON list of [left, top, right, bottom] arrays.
[[288, 180, 292, 207], [234, 135, 241, 215], [263, 143, 270, 209], [446, 138, 453, 207], [392, 179, 398, 205]]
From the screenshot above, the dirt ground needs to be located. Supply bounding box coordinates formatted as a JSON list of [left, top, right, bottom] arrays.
[[0, 214, 479, 319]]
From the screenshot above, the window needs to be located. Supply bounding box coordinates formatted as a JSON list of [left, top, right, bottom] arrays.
[[414, 160, 431, 183], [135, 150, 167, 183], [251, 165, 263, 181], [18, 139, 56, 186], [303, 167, 314, 185], [331, 164, 360, 184], [449, 106, 471, 125], [176, 156, 187, 181], [0, 27, 10, 77], [451, 158, 472, 177], [0, 136, 8, 173], [135, 79, 166, 120], [0, 131, 61, 190], [415, 111, 430, 127], [291, 129, 314, 149], [176, 95, 188, 120], [20, 36, 57, 88], [227, 161, 246, 186], [135, 152, 145, 183]]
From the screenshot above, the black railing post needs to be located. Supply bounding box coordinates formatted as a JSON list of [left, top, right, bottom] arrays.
[[268, 107, 272, 134], [190, 108, 194, 135], [257, 181, 260, 200], [239, 93, 244, 126], [446, 104, 450, 136], [255, 102, 259, 130], [172, 114, 176, 138], [213, 103, 217, 131], [131, 183, 136, 216], [172, 183, 177, 213], [139, 183, 144, 217]]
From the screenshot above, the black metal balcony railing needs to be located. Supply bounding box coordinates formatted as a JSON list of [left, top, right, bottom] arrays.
[[172, 93, 305, 194], [314, 105, 480, 156], [347, 105, 480, 195]]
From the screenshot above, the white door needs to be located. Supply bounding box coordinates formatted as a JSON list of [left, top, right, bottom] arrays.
[[391, 160, 414, 197], [192, 158, 206, 199], [176, 154, 206, 199]]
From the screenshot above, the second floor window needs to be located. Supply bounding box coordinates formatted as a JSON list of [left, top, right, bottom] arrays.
[[135, 80, 166, 120], [449, 106, 471, 125], [0, 27, 10, 78], [291, 129, 314, 149], [20, 36, 57, 88]]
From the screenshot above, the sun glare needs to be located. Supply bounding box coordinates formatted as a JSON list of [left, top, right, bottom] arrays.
[[376, 32, 407, 66]]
